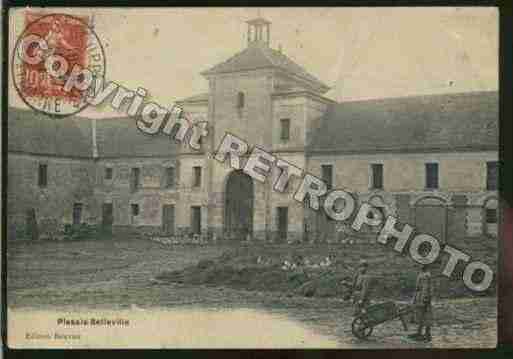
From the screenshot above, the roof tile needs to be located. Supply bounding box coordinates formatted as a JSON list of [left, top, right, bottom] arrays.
[[308, 91, 498, 153], [202, 44, 329, 91]]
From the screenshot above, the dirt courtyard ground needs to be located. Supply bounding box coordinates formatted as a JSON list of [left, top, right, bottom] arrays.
[[6, 238, 497, 348]]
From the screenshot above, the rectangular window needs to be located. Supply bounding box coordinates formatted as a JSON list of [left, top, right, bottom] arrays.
[[105, 167, 113, 180], [191, 206, 202, 234], [131, 168, 140, 191], [321, 164, 333, 190], [280, 118, 290, 141], [486, 208, 497, 224], [131, 204, 140, 217], [277, 206, 289, 240], [38, 163, 47, 187], [237, 92, 245, 109], [193, 166, 202, 187], [425, 163, 439, 189], [486, 161, 498, 191], [72, 203, 83, 225], [371, 163, 384, 189], [165, 167, 175, 188]]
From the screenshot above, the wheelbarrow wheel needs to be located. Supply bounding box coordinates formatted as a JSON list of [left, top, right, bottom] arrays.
[[351, 317, 374, 339]]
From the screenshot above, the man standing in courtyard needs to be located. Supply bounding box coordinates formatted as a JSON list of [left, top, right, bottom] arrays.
[[409, 264, 434, 342], [351, 259, 371, 316]]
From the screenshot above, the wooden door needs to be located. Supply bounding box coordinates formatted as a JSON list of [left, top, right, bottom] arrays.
[[162, 204, 175, 235], [191, 206, 201, 235], [102, 203, 113, 230]]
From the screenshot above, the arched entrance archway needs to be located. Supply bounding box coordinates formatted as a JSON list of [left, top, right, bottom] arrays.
[[224, 170, 254, 239]]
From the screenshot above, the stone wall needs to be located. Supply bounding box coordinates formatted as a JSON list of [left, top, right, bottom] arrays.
[[7, 153, 97, 239], [303, 151, 499, 240], [8, 70, 499, 244], [209, 70, 274, 149], [8, 149, 499, 242], [306, 151, 498, 193]]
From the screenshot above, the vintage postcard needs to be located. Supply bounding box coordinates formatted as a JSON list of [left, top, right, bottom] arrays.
[[6, 7, 499, 348]]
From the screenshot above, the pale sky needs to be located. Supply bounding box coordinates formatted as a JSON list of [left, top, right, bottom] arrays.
[[9, 7, 498, 118]]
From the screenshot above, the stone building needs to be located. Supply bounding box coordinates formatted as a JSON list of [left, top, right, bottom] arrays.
[[7, 17, 499, 242]]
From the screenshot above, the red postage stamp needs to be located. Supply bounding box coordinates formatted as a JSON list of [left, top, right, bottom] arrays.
[[12, 12, 106, 116]]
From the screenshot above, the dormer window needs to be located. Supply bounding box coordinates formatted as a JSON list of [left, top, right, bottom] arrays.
[[237, 92, 245, 109]]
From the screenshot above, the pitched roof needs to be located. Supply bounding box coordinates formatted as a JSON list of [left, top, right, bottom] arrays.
[[308, 91, 498, 154], [95, 116, 179, 158], [8, 91, 498, 158], [8, 108, 179, 158], [8, 108, 94, 158], [202, 44, 329, 92], [246, 17, 271, 25]]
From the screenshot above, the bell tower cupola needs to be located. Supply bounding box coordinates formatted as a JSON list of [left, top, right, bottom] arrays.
[[246, 17, 271, 47]]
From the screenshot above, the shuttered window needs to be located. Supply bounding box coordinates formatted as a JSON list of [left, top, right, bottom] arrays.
[[486, 208, 497, 224]]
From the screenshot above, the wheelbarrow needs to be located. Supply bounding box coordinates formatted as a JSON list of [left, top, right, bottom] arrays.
[[351, 301, 414, 339]]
